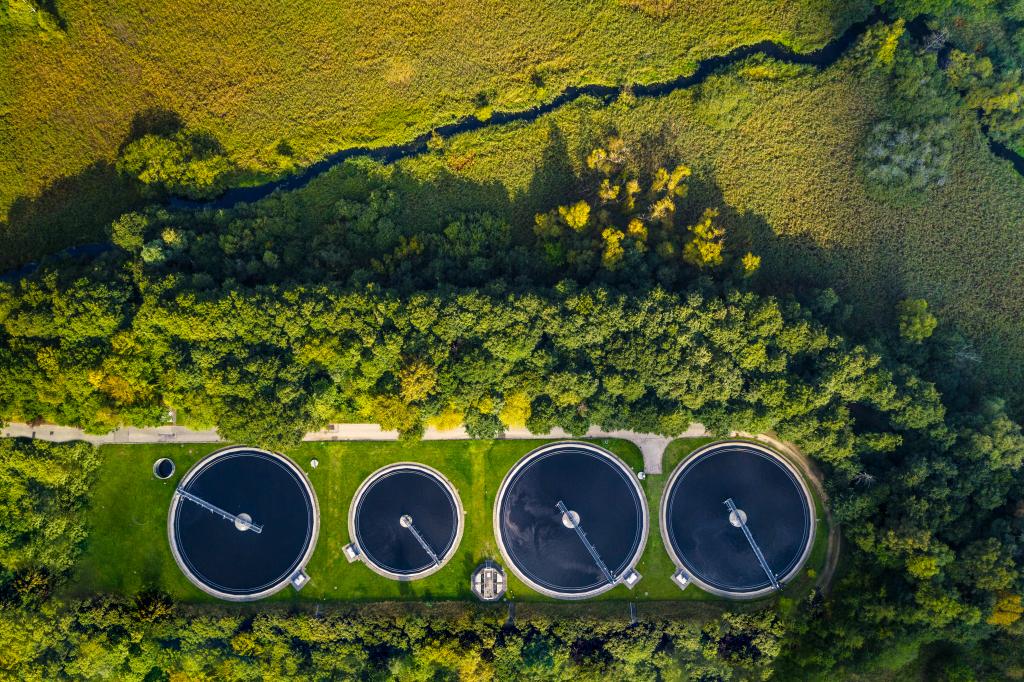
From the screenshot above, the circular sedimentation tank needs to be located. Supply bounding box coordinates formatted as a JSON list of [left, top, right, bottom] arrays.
[[661, 440, 815, 599], [167, 446, 319, 601], [348, 463, 463, 580], [494, 441, 648, 599]]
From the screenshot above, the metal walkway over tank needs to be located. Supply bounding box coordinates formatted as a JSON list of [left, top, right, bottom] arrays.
[[400, 515, 441, 566], [176, 487, 263, 534], [556, 500, 615, 584], [723, 497, 780, 591]]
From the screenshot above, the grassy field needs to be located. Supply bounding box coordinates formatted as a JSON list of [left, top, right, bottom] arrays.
[[68, 437, 829, 603], [0, 0, 872, 265], [6, 9, 1024, 407]]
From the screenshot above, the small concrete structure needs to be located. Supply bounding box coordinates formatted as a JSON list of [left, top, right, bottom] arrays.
[[672, 569, 691, 590], [290, 570, 310, 591], [342, 543, 360, 562], [471, 560, 506, 601], [153, 457, 175, 480], [621, 568, 642, 589]]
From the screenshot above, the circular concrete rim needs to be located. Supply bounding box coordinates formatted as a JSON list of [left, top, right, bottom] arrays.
[[153, 457, 175, 480], [492, 440, 649, 600], [659, 439, 816, 600], [347, 462, 465, 581], [167, 445, 321, 602]]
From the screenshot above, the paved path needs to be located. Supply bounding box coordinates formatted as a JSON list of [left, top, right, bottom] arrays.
[[1, 421, 710, 473]]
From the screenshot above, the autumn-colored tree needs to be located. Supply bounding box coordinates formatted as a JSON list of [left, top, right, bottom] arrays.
[[601, 227, 625, 269], [427, 405, 463, 431], [498, 392, 532, 428], [399, 358, 437, 403], [742, 252, 761, 276], [683, 208, 724, 268], [558, 200, 591, 232], [988, 593, 1024, 627]]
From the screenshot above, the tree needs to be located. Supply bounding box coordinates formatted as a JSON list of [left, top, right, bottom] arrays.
[[0, 440, 98, 578], [558, 200, 591, 231], [427, 405, 463, 431], [601, 227, 625, 269], [897, 298, 938, 343], [741, 252, 761, 276], [109, 213, 147, 253], [118, 129, 233, 199], [988, 594, 1024, 627], [683, 208, 724, 268], [499, 392, 532, 429], [399, 359, 437, 403]]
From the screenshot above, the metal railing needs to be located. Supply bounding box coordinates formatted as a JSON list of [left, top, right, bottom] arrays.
[[401, 517, 441, 566], [176, 487, 263, 534]]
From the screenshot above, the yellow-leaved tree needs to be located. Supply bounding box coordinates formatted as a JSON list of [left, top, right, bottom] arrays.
[[499, 392, 532, 429], [683, 208, 724, 268]]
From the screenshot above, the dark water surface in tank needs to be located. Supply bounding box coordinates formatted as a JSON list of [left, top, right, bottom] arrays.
[[498, 446, 644, 594], [173, 451, 315, 596], [353, 468, 459, 574], [665, 444, 811, 593]]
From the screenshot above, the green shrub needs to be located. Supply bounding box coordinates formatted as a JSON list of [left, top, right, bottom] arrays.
[[897, 297, 939, 343], [117, 130, 233, 199]]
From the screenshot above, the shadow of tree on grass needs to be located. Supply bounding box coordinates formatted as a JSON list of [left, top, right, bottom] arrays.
[[0, 161, 146, 270], [1, 107, 231, 271]]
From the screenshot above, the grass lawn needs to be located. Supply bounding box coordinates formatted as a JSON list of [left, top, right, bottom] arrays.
[[70, 436, 830, 604]]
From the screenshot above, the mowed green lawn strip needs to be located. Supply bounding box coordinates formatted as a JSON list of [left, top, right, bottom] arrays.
[[71, 438, 731, 603], [631, 437, 715, 601], [68, 442, 225, 601]]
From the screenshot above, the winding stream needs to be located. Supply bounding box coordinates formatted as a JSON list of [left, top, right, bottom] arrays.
[[5, 8, 1023, 281], [174, 9, 888, 212]]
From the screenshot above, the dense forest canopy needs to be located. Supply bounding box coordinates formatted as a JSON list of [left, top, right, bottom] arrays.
[[0, 140, 944, 452]]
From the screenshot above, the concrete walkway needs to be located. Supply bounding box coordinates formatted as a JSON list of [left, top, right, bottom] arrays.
[[0, 421, 710, 474]]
